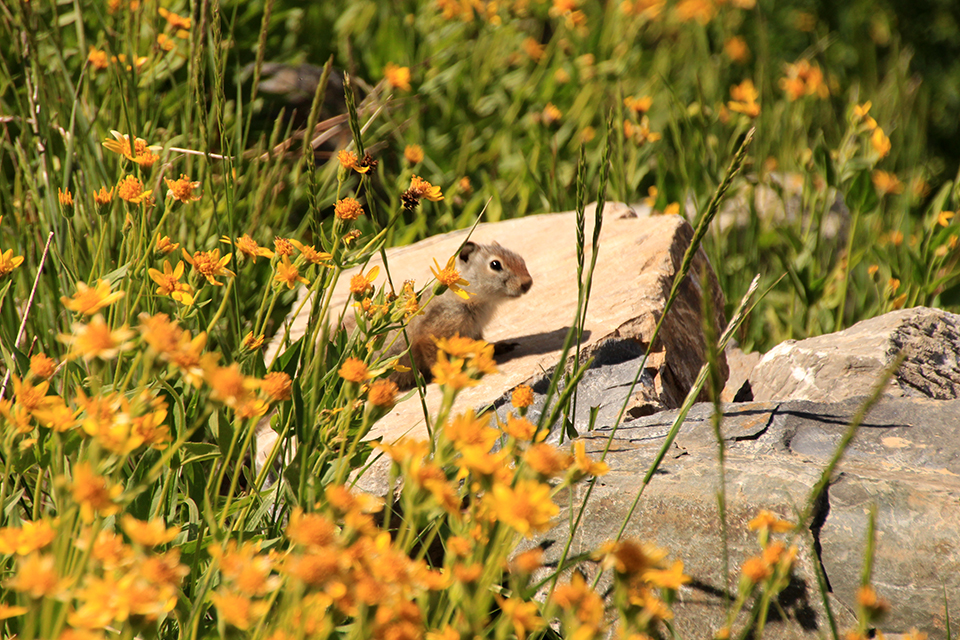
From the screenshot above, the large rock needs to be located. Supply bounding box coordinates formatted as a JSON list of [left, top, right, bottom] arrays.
[[542, 396, 960, 639], [749, 307, 960, 403], [267, 202, 727, 444]]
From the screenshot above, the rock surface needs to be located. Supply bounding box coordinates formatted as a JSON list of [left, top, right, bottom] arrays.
[[749, 307, 960, 403], [540, 396, 960, 639], [267, 202, 727, 444]]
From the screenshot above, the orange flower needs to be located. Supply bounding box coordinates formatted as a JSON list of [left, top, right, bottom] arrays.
[[384, 63, 412, 91], [156, 235, 179, 254], [148, 260, 195, 305], [116, 175, 153, 204], [623, 95, 653, 113], [728, 79, 760, 117], [274, 256, 309, 289], [872, 170, 903, 195], [121, 515, 180, 546], [289, 239, 331, 265], [29, 353, 57, 379], [164, 174, 201, 203], [88, 46, 109, 69], [724, 36, 750, 63], [70, 462, 123, 522], [182, 248, 236, 285], [349, 266, 379, 298], [93, 186, 114, 206], [58, 187, 74, 207], [61, 279, 125, 315], [103, 131, 162, 166], [871, 127, 891, 159], [491, 479, 558, 537], [334, 197, 365, 221], [367, 379, 398, 408], [223, 234, 274, 263], [404, 144, 424, 164], [158, 6, 191, 30], [339, 357, 369, 383], [262, 372, 292, 401]]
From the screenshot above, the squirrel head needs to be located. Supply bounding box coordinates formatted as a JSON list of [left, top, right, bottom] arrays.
[[458, 241, 533, 300]]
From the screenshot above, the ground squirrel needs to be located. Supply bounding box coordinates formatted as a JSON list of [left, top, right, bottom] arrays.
[[388, 241, 533, 389]]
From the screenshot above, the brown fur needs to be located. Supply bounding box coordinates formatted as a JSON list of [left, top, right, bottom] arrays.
[[388, 241, 532, 389]]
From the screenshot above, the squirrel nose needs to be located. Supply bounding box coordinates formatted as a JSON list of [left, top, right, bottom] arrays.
[[520, 276, 532, 294]]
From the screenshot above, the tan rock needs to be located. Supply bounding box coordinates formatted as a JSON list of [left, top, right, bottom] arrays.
[[266, 202, 726, 444]]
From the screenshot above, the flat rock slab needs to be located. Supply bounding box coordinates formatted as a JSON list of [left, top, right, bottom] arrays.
[[749, 307, 960, 403], [268, 202, 726, 444], [545, 396, 960, 638]]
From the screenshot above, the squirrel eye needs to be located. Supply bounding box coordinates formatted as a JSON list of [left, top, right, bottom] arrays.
[[490, 260, 502, 271]]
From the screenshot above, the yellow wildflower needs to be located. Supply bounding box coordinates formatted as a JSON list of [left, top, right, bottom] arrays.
[[512, 384, 534, 408], [286, 508, 336, 548], [495, 595, 545, 640], [158, 6, 191, 30], [60, 315, 135, 361], [87, 46, 109, 69], [871, 127, 891, 159], [209, 590, 269, 631], [6, 553, 64, 599], [405, 175, 443, 206], [522, 37, 544, 62], [0, 604, 27, 620], [0, 520, 56, 555], [274, 256, 309, 289], [116, 175, 153, 204], [273, 237, 295, 257], [872, 170, 903, 195], [542, 103, 562, 125], [335, 197, 365, 221], [262, 371, 292, 401], [29, 353, 56, 379], [148, 260, 195, 305], [623, 95, 653, 113], [339, 357, 369, 383], [157, 33, 174, 51], [58, 187, 74, 207], [0, 248, 24, 279], [724, 36, 750, 63], [242, 332, 265, 351], [103, 131, 162, 165], [93, 186, 114, 206], [156, 235, 179, 254], [61, 279, 125, 315], [728, 79, 760, 117], [222, 234, 274, 263], [675, 0, 716, 23], [523, 442, 572, 477], [182, 248, 236, 285], [384, 63, 412, 91], [70, 462, 123, 523], [748, 510, 795, 533], [121, 515, 179, 547], [938, 211, 955, 227], [491, 479, 558, 537], [643, 559, 691, 590], [404, 144, 424, 164], [349, 266, 379, 298], [367, 379, 398, 408], [430, 254, 470, 299], [289, 239, 331, 265], [572, 440, 609, 477], [164, 174, 201, 203]]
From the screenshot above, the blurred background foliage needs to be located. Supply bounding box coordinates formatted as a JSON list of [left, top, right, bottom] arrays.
[[2, 0, 960, 356]]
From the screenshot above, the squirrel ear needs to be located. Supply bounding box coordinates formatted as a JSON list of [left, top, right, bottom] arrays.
[[459, 242, 478, 262]]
